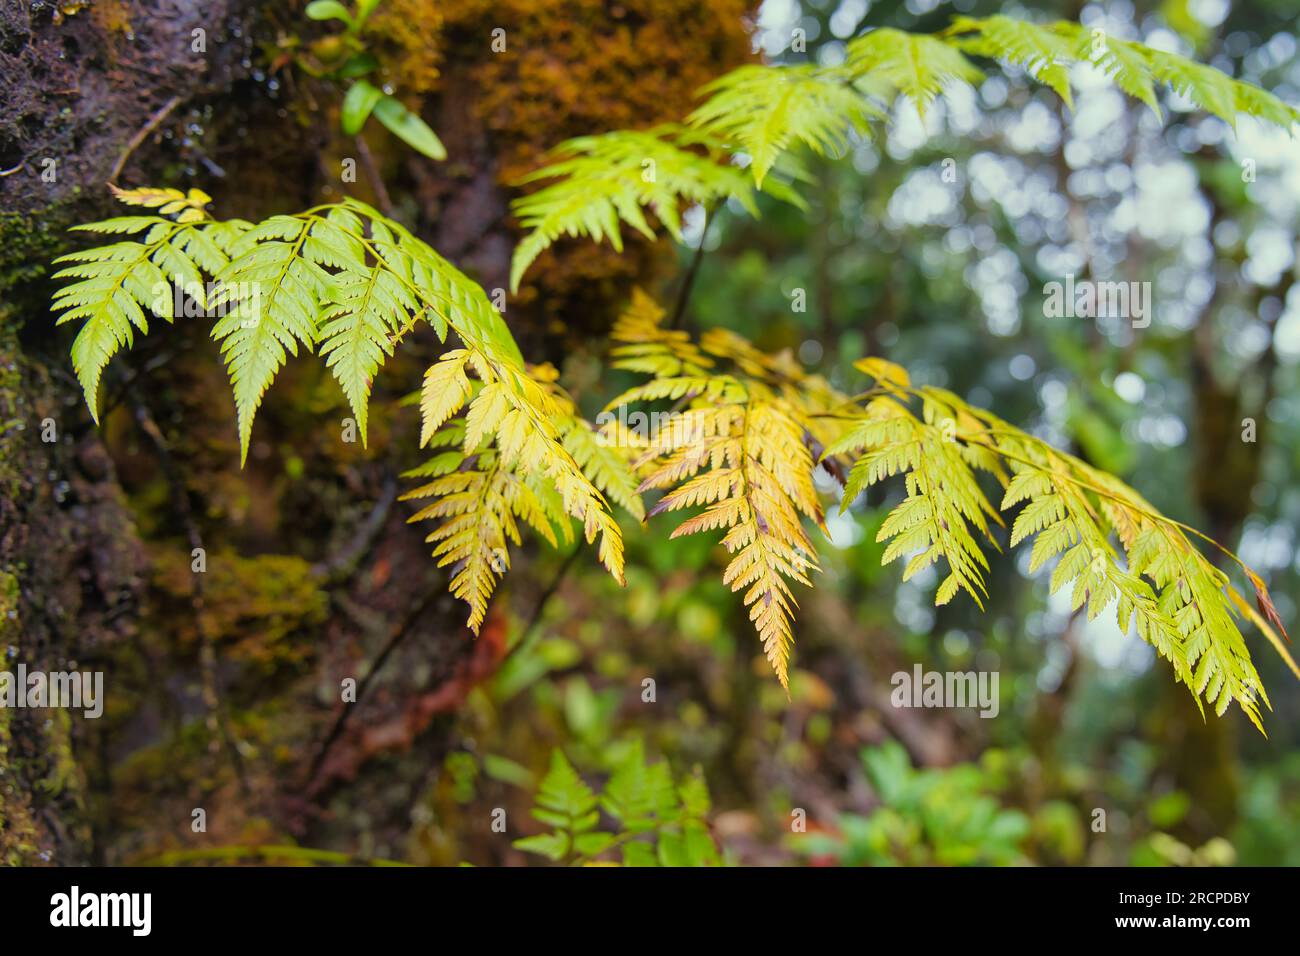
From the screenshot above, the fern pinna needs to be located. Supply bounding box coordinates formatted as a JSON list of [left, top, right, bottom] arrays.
[[49, 13, 1298, 726]]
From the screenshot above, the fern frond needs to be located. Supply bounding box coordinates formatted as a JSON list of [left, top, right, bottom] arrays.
[[625, 362, 822, 688], [415, 349, 625, 596], [1144, 48, 1241, 128], [688, 64, 882, 187], [509, 126, 755, 292], [844, 28, 983, 118], [54, 189, 626, 612], [1061, 25, 1161, 117], [402, 436, 566, 630], [818, 354, 1289, 727], [831, 396, 1000, 609], [50, 207, 244, 418], [316, 254, 418, 445], [109, 185, 214, 223], [211, 214, 329, 463], [945, 16, 1297, 130], [946, 15, 1077, 107], [610, 288, 715, 379], [529, 362, 646, 522], [558, 412, 646, 523], [929, 390, 1279, 728]]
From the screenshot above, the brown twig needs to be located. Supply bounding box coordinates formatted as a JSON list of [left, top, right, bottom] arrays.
[[109, 96, 182, 185], [499, 546, 582, 668], [353, 134, 393, 215], [303, 587, 444, 786]]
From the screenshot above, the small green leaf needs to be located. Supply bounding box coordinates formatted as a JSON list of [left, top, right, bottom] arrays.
[[573, 832, 616, 857], [338, 53, 380, 79], [513, 832, 570, 862], [305, 1, 352, 25], [341, 80, 383, 136], [354, 0, 384, 29], [373, 95, 447, 160]]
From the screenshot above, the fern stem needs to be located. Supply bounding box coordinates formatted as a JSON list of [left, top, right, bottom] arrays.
[[668, 200, 720, 330]]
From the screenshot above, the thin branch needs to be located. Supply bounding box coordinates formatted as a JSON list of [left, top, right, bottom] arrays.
[[353, 134, 393, 215], [303, 587, 444, 786], [500, 546, 582, 667], [312, 477, 397, 585], [668, 201, 720, 330], [109, 96, 182, 185]]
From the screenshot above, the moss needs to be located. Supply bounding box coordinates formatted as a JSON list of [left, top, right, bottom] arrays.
[[366, 0, 445, 97], [0, 316, 25, 649], [438, 0, 752, 331], [0, 705, 43, 865], [87, 0, 133, 37], [0, 211, 65, 301], [148, 546, 329, 673], [0, 571, 18, 647]]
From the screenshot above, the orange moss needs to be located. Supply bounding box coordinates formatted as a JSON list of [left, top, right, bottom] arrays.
[[439, 0, 753, 325], [366, 0, 445, 96]]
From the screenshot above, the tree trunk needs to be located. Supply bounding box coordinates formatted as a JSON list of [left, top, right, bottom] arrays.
[[0, 0, 748, 865]]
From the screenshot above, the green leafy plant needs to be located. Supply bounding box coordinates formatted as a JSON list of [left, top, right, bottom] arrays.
[[513, 743, 720, 866], [289, 0, 446, 159], [796, 742, 1032, 866]]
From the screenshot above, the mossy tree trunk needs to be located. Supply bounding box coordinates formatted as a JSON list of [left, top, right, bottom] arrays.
[[0, 0, 748, 865]]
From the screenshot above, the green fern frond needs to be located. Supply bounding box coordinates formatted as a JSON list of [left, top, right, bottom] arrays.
[[946, 16, 1297, 131], [509, 126, 755, 292], [211, 214, 330, 463], [515, 744, 719, 866], [53, 188, 627, 627], [826, 395, 1001, 609], [1062, 25, 1162, 117], [509, 18, 1295, 304], [844, 27, 983, 118], [879, 381, 1288, 730], [316, 257, 417, 445], [1144, 48, 1239, 127], [51, 210, 249, 419], [688, 64, 882, 187], [946, 14, 1078, 107]]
